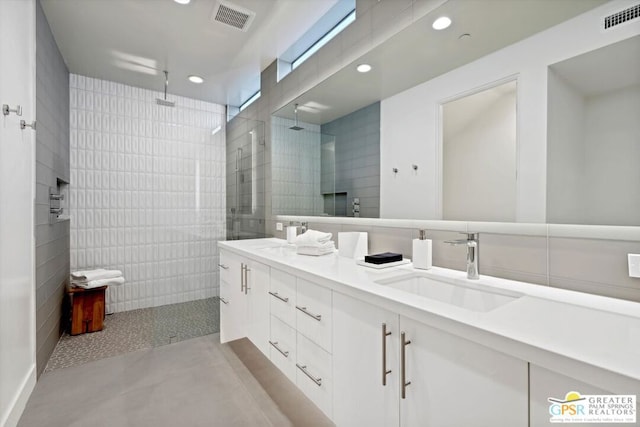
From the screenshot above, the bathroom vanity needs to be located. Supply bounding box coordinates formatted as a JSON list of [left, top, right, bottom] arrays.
[[218, 238, 640, 427]]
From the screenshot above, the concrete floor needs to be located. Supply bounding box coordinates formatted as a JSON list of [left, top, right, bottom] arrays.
[[19, 334, 334, 427]]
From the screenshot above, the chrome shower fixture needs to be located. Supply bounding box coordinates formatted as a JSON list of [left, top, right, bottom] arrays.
[[156, 70, 176, 107], [289, 103, 304, 131]]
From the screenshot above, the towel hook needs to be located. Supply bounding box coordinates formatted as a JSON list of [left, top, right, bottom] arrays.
[[20, 120, 36, 130], [2, 104, 22, 116]]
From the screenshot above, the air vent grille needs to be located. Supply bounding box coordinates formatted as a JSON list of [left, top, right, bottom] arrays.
[[212, 2, 255, 31], [604, 3, 640, 29]]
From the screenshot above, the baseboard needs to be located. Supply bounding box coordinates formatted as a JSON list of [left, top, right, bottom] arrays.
[[1, 363, 36, 427]]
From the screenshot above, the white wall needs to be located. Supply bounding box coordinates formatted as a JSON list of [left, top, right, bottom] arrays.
[[583, 85, 640, 225], [69, 75, 227, 313], [546, 69, 587, 224], [0, 1, 37, 426], [443, 85, 516, 222], [380, 0, 640, 222]]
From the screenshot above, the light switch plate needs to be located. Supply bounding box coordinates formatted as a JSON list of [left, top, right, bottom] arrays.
[[628, 254, 640, 278], [276, 222, 283, 231]]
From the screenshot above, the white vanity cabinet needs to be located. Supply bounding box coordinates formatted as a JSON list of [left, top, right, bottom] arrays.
[[400, 316, 528, 427], [269, 268, 297, 326], [296, 278, 332, 353], [219, 240, 640, 427], [529, 364, 639, 427], [245, 259, 270, 357], [268, 270, 334, 419], [333, 292, 528, 427], [268, 269, 297, 382], [219, 250, 246, 343], [219, 249, 270, 357], [333, 292, 400, 427]]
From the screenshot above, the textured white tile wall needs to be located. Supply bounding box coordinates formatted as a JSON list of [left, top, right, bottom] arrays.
[[271, 116, 323, 215], [69, 74, 226, 313]]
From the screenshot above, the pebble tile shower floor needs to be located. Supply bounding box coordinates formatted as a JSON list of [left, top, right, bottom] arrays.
[[45, 297, 220, 372]]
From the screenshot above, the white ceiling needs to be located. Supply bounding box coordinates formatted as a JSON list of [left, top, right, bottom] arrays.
[[274, 0, 607, 124], [40, 0, 338, 106], [549, 34, 640, 97]]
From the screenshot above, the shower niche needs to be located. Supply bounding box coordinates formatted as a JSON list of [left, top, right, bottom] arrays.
[[49, 178, 69, 224]]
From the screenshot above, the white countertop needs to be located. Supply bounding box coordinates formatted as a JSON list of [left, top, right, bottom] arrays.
[[219, 238, 640, 387]]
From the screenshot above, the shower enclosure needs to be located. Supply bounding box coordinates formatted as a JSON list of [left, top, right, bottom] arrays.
[[62, 74, 228, 370], [226, 116, 266, 240]]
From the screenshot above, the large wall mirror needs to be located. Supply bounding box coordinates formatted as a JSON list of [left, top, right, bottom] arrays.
[[270, 0, 637, 227], [547, 35, 640, 226]]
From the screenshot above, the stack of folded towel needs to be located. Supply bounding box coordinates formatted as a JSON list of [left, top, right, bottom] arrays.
[[71, 269, 125, 289], [293, 230, 336, 256]]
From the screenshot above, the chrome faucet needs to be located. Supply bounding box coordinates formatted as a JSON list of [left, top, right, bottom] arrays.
[[445, 233, 479, 280], [300, 221, 308, 234]]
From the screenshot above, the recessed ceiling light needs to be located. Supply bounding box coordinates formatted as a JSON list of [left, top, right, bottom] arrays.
[[174, 0, 191, 4], [188, 75, 204, 84], [356, 64, 372, 73], [432, 16, 452, 30]]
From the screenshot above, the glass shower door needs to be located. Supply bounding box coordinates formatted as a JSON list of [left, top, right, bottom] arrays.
[[226, 117, 265, 240]]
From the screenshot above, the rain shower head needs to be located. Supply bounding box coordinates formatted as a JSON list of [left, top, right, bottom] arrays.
[[289, 104, 303, 131], [156, 70, 175, 107]]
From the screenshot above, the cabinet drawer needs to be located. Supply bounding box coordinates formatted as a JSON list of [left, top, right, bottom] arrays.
[[219, 250, 240, 288], [296, 278, 332, 352], [269, 315, 296, 383], [296, 332, 332, 420], [219, 280, 244, 343], [270, 268, 296, 327]]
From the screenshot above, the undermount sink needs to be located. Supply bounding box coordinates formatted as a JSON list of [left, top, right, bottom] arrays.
[[375, 272, 522, 312]]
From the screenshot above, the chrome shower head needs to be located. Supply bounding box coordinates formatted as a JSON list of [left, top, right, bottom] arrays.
[[289, 103, 303, 131], [156, 70, 175, 107]]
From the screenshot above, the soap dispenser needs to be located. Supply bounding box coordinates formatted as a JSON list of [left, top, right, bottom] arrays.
[[412, 229, 432, 270]]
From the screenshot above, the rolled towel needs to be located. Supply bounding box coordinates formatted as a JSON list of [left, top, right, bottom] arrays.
[[293, 230, 333, 247], [296, 241, 336, 256], [71, 268, 123, 282], [72, 276, 125, 289]]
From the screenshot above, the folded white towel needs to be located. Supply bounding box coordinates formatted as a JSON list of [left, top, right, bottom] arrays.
[[72, 276, 125, 289], [296, 241, 336, 256], [293, 230, 333, 247], [71, 268, 123, 282]]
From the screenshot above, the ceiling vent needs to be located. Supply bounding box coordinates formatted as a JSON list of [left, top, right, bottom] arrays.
[[604, 3, 640, 30], [211, 1, 256, 32]]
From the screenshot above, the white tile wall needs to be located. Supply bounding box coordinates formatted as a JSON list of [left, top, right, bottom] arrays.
[[271, 116, 323, 215], [69, 74, 226, 313]]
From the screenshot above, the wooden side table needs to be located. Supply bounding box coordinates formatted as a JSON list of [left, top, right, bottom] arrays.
[[68, 285, 107, 335]]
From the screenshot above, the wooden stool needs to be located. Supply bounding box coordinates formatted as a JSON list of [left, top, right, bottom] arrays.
[[68, 286, 107, 335]]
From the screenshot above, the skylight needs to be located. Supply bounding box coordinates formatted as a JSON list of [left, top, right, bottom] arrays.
[[292, 9, 355, 71], [278, 0, 356, 81], [239, 91, 261, 112]]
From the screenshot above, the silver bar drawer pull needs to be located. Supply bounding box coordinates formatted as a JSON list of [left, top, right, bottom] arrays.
[[382, 323, 392, 386], [296, 306, 321, 321], [296, 363, 322, 386], [219, 297, 229, 305], [269, 341, 289, 358], [401, 331, 412, 399], [268, 291, 289, 303], [218, 264, 229, 269]]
